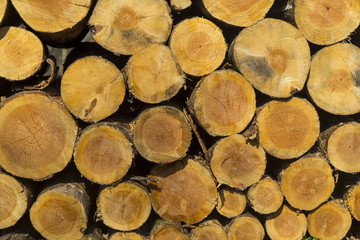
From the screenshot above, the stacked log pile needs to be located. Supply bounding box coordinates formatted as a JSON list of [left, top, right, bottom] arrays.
[[1, 0, 360, 239]]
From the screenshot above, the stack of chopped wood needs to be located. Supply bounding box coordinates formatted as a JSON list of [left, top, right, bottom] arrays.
[[1, 0, 360, 239]]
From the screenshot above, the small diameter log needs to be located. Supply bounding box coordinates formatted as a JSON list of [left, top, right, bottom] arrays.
[[201, 0, 274, 27], [89, 0, 172, 55], [191, 220, 227, 240], [110, 232, 145, 240], [30, 183, 90, 240], [74, 123, 133, 185], [0, 27, 43, 81], [125, 44, 185, 104], [280, 155, 335, 211], [0, 173, 29, 229], [97, 182, 151, 231], [148, 157, 217, 224], [227, 215, 265, 240], [294, 0, 360, 45], [247, 177, 283, 214], [210, 134, 266, 190], [257, 97, 320, 159], [344, 181, 360, 221], [0, 0, 7, 25], [133, 106, 191, 164], [11, 0, 91, 43], [150, 222, 189, 240], [170, 0, 191, 11], [169, 17, 226, 76], [216, 186, 246, 218], [307, 200, 352, 240], [230, 18, 310, 98], [0, 91, 77, 180], [307, 43, 360, 115], [61, 56, 126, 123], [265, 205, 307, 240], [188, 70, 256, 136]]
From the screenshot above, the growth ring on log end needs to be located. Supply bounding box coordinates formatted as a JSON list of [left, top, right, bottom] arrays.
[[344, 181, 360, 221], [110, 232, 145, 240], [191, 220, 227, 240], [227, 215, 265, 240], [150, 222, 189, 240], [216, 186, 246, 218]]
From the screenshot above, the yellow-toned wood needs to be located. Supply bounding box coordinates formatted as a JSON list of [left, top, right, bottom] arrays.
[[110, 232, 145, 240], [0, 91, 77, 180], [280, 156, 334, 211], [307, 43, 360, 115], [30, 183, 90, 240], [307, 200, 352, 240], [0, 0, 7, 25], [247, 177, 283, 214], [150, 222, 189, 240], [191, 220, 227, 240], [230, 18, 310, 98], [169, 17, 226, 76], [216, 186, 246, 218], [61, 56, 125, 123], [265, 205, 307, 240], [0, 173, 29, 229], [227, 215, 265, 240], [170, 0, 191, 11], [344, 181, 360, 221], [210, 134, 266, 189], [201, 0, 274, 27], [0, 27, 43, 81], [257, 97, 320, 159], [74, 123, 133, 185], [97, 182, 151, 231], [294, 0, 360, 45], [148, 157, 217, 224], [125, 44, 185, 103], [89, 0, 172, 55], [133, 106, 191, 164], [189, 70, 256, 136]]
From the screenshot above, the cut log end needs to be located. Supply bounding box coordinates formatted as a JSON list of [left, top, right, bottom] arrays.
[[344, 181, 360, 221], [227, 215, 265, 240], [216, 186, 246, 218], [150, 222, 189, 240], [191, 220, 227, 240], [109, 232, 145, 240], [170, 0, 191, 11]]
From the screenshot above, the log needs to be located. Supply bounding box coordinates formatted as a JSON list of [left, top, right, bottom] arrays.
[[0, 0, 7, 25], [89, 0, 172, 55], [293, 0, 360, 45], [148, 157, 217, 224], [307, 43, 360, 115], [307, 200, 352, 240], [0, 91, 78, 180], [227, 215, 265, 240], [133, 106, 191, 164], [229, 18, 311, 98], [29, 183, 90, 240], [81, 229, 106, 240], [170, 0, 191, 11], [190, 220, 227, 240], [110, 232, 145, 240], [216, 186, 246, 218], [210, 134, 266, 190], [61, 56, 126, 123], [344, 180, 360, 221], [150, 221, 189, 240], [11, 0, 91, 44], [0, 26, 44, 81], [201, 0, 274, 27], [188, 70, 256, 136], [125, 44, 185, 104], [247, 177, 283, 214], [280, 155, 335, 211], [169, 17, 226, 76], [96, 181, 151, 231], [265, 204, 307, 240], [0, 173, 30, 229], [256, 97, 320, 159], [74, 122, 134, 185]]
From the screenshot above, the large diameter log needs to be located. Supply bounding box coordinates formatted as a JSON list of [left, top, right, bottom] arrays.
[[188, 70, 256, 136], [230, 18, 310, 98], [294, 0, 360, 45], [280, 155, 335, 211], [133, 106, 191, 164], [89, 0, 172, 55], [307, 200, 352, 240], [257, 97, 320, 159], [30, 183, 90, 240], [210, 134, 266, 190], [216, 186, 246, 218], [150, 222, 189, 240], [97, 182, 151, 231], [148, 157, 217, 224], [191, 220, 227, 240], [110, 232, 145, 240], [0, 26, 43, 81], [61, 56, 126, 123], [74, 123, 133, 185], [307, 43, 360, 115], [344, 181, 360, 221], [11, 0, 91, 43], [227, 215, 265, 240], [169, 17, 226, 77], [125, 44, 185, 104], [0, 91, 77, 180]]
